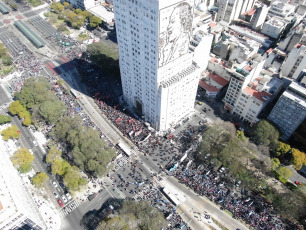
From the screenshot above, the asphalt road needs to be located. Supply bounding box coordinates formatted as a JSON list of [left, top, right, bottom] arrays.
[[0, 84, 11, 106]]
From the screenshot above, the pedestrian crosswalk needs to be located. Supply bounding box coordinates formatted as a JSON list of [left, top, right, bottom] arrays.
[[104, 177, 126, 199], [59, 199, 81, 218]]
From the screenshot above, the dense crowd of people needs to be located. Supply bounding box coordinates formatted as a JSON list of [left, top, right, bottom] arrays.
[[172, 162, 286, 230]]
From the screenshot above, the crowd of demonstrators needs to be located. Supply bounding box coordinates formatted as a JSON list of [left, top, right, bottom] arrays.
[[171, 162, 287, 230], [108, 157, 191, 230], [50, 33, 86, 60], [10, 47, 44, 92]]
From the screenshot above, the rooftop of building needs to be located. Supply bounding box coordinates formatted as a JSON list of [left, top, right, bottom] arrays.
[[88, 4, 114, 23], [244, 86, 272, 102], [242, 8, 256, 16], [199, 79, 219, 92], [205, 71, 229, 86], [264, 17, 286, 27], [288, 81, 306, 98], [229, 25, 273, 47]]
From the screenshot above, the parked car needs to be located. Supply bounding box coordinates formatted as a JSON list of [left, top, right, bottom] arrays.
[[33, 140, 38, 146], [52, 181, 58, 188], [66, 193, 72, 200], [218, 167, 226, 173], [61, 195, 67, 203], [53, 192, 59, 198], [57, 199, 64, 207]]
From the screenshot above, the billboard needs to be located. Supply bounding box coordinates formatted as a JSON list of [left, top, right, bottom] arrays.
[[158, 0, 194, 67]]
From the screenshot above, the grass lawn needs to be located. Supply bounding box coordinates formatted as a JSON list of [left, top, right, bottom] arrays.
[[27, 0, 42, 7], [77, 33, 89, 42], [0, 65, 14, 76]]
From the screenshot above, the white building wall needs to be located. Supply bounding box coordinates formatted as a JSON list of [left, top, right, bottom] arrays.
[[114, 0, 201, 131], [193, 33, 213, 72], [281, 45, 306, 79], [261, 19, 285, 39]]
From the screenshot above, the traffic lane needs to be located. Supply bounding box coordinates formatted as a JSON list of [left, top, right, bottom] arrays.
[[0, 85, 11, 105], [62, 190, 114, 230], [11, 116, 67, 207], [166, 177, 249, 230]]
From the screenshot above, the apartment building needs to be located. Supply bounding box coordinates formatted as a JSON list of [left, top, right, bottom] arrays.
[[281, 44, 306, 80], [222, 55, 281, 125], [216, 0, 256, 23], [268, 82, 306, 140], [261, 17, 286, 39]]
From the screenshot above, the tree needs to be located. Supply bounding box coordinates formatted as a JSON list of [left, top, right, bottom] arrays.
[[46, 146, 62, 164], [97, 216, 130, 230], [89, 15, 102, 28], [86, 42, 120, 76], [63, 166, 87, 191], [291, 148, 306, 170], [10, 148, 34, 173], [2, 55, 13, 66], [39, 100, 66, 124], [15, 77, 53, 109], [8, 101, 32, 126], [31, 172, 49, 188], [252, 120, 279, 150], [8, 101, 25, 115], [277, 166, 293, 179], [63, 1, 69, 7], [272, 158, 280, 170], [0, 115, 11, 124], [50, 2, 64, 13], [0, 43, 7, 57], [275, 142, 291, 157], [1, 125, 21, 141], [51, 159, 70, 175], [196, 125, 231, 162]]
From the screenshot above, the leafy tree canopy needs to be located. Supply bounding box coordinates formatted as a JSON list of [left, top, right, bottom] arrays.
[[276, 166, 293, 179], [252, 120, 279, 149], [1, 125, 21, 141], [63, 165, 87, 191], [10, 148, 34, 173], [31, 172, 49, 188], [39, 100, 66, 124], [98, 200, 164, 230], [46, 146, 62, 164], [0, 115, 11, 125], [291, 148, 306, 170]]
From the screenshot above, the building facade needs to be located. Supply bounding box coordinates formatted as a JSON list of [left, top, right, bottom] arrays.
[[222, 55, 280, 126], [250, 4, 269, 30], [113, 0, 203, 131], [268, 82, 306, 140], [281, 44, 306, 80], [216, 0, 256, 23]]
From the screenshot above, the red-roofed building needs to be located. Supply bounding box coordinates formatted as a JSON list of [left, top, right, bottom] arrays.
[[199, 79, 219, 97], [223, 70, 280, 126], [208, 72, 229, 87], [243, 87, 272, 102]]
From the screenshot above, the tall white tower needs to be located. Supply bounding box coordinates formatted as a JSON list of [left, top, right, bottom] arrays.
[[113, 0, 202, 131]]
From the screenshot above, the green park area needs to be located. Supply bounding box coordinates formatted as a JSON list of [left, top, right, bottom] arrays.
[[0, 43, 14, 77], [45, 2, 102, 31], [195, 120, 306, 226]]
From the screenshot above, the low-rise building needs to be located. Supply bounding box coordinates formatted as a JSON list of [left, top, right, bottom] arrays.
[[261, 17, 286, 39], [268, 82, 306, 140], [199, 71, 229, 97], [268, 1, 296, 19]]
